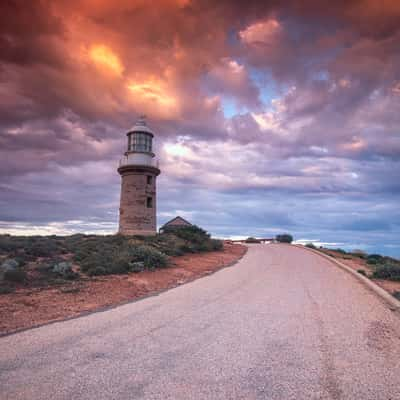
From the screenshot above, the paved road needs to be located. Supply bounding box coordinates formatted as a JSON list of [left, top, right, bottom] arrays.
[[1, 244, 400, 400]]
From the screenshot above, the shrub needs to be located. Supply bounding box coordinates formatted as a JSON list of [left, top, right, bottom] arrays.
[[0, 235, 20, 254], [393, 291, 400, 301], [0, 286, 15, 295], [79, 244, 168, 275], [3, 269, 27, 283], [372, 265, 400, 281], [149, 233, 187, 256], [52, 261, 72, 275], [161, 225, 220, 253], [128, 261, 145, 273], [357, 269, 367, 276], [305, 243, 316, 249], [87, 266, 107, 276], [1, 258, 19, 269], [245, 237, 260, 243], [210, 239, 223, 251], [24, 238, 60, 258], [164, 225, 209, 241], [128, 245, 168, 270], [333, 248, 347, 254], [366, 254, 385, 265], [275, 234, 293, 243], [80, 252, 109, 272], [349, 250, 366, 259]]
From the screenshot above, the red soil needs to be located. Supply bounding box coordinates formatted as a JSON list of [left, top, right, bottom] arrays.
[[0, 244, 246, 336]]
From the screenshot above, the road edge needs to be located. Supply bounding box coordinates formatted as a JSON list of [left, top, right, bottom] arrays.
[[0, 245, 248, 338], [294, 244, 400, 314]]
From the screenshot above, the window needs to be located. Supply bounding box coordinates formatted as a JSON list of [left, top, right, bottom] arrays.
[[147, 175, 152, 185], [146, 197, 153, 208], [129, 132, 153, 152]]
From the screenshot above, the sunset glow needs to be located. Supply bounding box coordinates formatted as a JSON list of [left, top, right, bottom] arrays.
[[89, 44, 124, 76], [127, 79, 178, 109]]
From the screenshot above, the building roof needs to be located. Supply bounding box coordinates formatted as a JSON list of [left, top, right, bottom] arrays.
[[161, 216, 192, 228]]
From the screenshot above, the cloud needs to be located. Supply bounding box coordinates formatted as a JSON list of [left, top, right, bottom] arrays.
[[0, 0, 399, 256]]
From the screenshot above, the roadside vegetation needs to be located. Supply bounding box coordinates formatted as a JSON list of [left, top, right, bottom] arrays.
[[245, 237, 261, 243], [275, 234, 293, 243], [305, 244, 400, 298], [0, 226, 223, 293]]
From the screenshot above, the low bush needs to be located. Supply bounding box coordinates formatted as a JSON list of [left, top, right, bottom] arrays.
[[349, 250, 366, 259], [357, 269, 367, 276], [0, 228, 222, 280], [210, 238, 223, 251], [393, 291, 400, 301], [367, 254, 385, 265], [0, 235, 20, 254], [164, 225, 208, 241], [128, 245, 168, 270], [333, 248, 347, 254], [275, 234, 293, 243], [81, 244, 168, 276], [372, 265, 400, 281], [305, 243, 316, 249], [0, 285, 15, 295], [245, 237, 260, 243], [161, 225, 222, 253], [87, 266, 107, 276], [3, 269, 27, 283]]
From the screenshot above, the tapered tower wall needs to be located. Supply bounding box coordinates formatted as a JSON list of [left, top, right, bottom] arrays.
[[118, 166, 159, 235], [117, 118, 160, 236]]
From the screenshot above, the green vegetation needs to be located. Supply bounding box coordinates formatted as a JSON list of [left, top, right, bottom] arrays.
[[0, 226, 223, 286], [305, 243, 317, 249], [245, 237, 261, 243], [3, 268, 27, 283], [393, 291, 400, 301], [275, 234, 293, 243], [372, 265, 400, 281], [366, 254, 386, 265], [79, 244, 168, 276], [319, 246, 400, 283]]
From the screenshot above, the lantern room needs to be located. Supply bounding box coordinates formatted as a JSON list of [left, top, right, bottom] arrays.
[[126, 117, 154, 154]]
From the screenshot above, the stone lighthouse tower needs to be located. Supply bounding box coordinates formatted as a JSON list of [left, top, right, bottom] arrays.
[[118, 117, 160, 235]]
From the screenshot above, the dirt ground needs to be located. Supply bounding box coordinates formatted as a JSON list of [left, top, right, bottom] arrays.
[[319, 249, 400, 297], [0, 244, 246, 335]]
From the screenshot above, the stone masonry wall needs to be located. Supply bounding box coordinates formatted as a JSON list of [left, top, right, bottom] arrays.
[[119, 170, 157, 235]]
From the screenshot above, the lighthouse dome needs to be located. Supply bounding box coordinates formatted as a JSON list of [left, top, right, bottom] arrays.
[[128, 116, 154, 137]]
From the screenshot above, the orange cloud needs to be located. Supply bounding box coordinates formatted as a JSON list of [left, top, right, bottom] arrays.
[[89, 44, 124, 76], [239, 18, 281, 45], [127, 78, 179, 117]]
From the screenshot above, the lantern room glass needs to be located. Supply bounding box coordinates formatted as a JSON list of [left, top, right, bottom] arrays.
[[128, 132, 153, 153]]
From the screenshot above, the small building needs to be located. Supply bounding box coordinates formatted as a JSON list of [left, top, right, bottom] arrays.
[[159, 216, 192, 233]]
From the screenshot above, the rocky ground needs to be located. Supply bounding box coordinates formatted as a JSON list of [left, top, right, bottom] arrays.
[[0, 243, 246, 335]]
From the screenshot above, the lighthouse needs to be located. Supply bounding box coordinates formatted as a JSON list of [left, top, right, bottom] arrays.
[[117, 117, 160, 235]]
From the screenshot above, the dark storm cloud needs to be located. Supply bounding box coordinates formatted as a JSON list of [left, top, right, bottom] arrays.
[[0, 0, 399, 255]]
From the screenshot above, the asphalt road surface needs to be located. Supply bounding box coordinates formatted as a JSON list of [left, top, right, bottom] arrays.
[[1, 244, 400, 400]]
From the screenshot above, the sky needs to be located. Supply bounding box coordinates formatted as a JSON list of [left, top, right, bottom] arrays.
[[0, 0, 399, 257]]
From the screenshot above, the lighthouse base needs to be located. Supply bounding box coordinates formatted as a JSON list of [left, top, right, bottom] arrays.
[[118, 228, 157, 236]]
